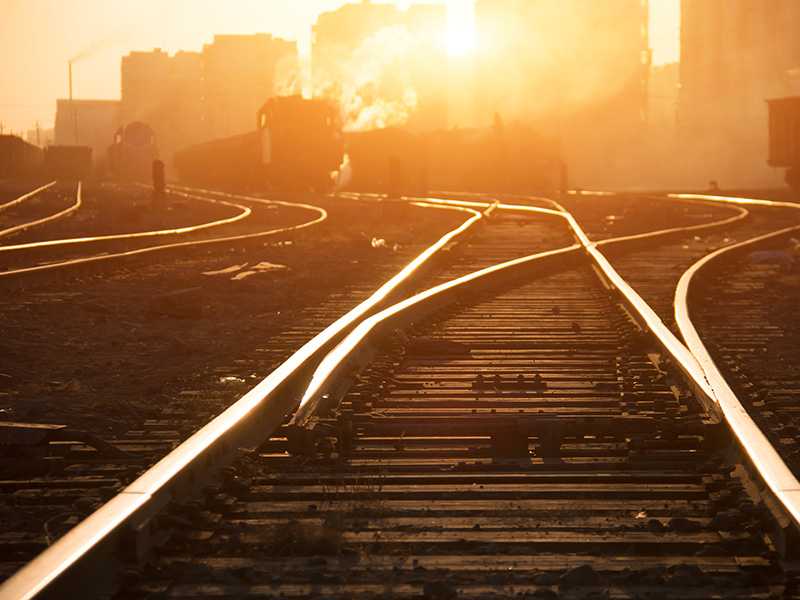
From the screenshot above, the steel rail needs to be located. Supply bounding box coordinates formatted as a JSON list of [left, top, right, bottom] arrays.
[[426, 194, 744, 390], [0, 181, 57, 213], [595, 200, 749, 248], [0, 182, 81, 240], [674, 193, 800, 530], [0, 198, 485, 600], [0, 188, 251, 253], [405, 195, 722, 393], [438, 192, 800, 535], [292, 191, 748, 425], [0, 190, 319, 278], [291, 201, 577, 425], [670, 192, 800, 210], [420, 193, 749, 249]]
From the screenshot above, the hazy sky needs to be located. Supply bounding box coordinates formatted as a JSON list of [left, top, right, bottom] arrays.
[[0, 0, 680, 134]]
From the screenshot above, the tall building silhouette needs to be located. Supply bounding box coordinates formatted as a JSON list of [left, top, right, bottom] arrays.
[[679, 0, 800, 183], [121, 49, 204, 161], [203, 34, 297, 140], [54, 99, 121, 165], [680, 1, 800, 134], [120, 34, 296, 164]]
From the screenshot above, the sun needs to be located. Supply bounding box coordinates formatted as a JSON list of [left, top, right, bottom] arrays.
[[446, 0, 477, 57]]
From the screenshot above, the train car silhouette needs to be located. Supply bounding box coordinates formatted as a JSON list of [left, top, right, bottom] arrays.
[[0, 135, 44, 180], [175, 96, 343, 192], [108, 122, 158, 182], [768, 97, 800, 193]]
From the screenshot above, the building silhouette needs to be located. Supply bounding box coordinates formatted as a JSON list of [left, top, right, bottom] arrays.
[[121, 49, 204, 163], [54, 99, 121, 167], [203, 34, 297, 140], [678, 0, 800, 185], [120, 34, 296, 166], [680, 1, 800, 140]]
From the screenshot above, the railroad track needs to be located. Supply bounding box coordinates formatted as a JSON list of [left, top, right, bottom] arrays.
[[0, 183, 57, 214], [0, 186, 326, 278], [0, 195, 483, 588], [2, 191, 799, 599], [0, 183, 76, 241], [690, 234, 800, 477]]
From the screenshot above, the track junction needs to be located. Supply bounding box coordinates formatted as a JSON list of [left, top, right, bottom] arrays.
[[0, 183, 799, 599]]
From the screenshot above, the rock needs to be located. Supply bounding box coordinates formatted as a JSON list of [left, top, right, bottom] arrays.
[[667, 564, 704, 587], [710, 509, 744, 531], [560, 564, 601, 587], [668, 517, 703, 532], [647, 518, 667, 532]]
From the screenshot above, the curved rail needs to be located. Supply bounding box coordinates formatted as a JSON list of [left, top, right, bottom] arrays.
[[0, 181, 56, 213], [670, 192, 799, 211], [5, 190, 793, 598], [0, 190, 321, 278], [292, 202, 575, 424], [396, 194, 727, 397], [0, 198, 486, 600], [0, 188, 251, 253], [291, 192, 751, 427], [505, 191, 800, 533], [418, 193, 749, 250], [596, 200, 749, 248], [0, 183, 81, 240], [674, 193, 800, 528]]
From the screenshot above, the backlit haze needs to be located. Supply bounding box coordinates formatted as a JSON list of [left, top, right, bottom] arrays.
[[0, 0, 680, 134]]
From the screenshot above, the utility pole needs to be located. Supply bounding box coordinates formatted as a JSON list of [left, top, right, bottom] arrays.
[[36, 121, 41, 147]]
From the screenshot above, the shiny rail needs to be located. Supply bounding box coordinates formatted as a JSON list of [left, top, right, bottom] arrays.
[[0, 187, 251, 253], [397, 193, 800, 535], [0, 197, 485, 600], [0, 181, 56, 213], [391, 193, 743, 403], [292, 192, 751, 428], [436, 194, 800, 531], [0, 188, 320, 278], [291, 201, 577, 426], [2, 191, 791, 598], [674, 193, 800, 530], [0, 182, 81, 241]]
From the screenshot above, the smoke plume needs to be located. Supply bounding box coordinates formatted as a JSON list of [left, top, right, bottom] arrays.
[[314, 25, 426, 132]]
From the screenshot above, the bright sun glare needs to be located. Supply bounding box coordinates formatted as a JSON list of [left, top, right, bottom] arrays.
[[446, 0, 477, 57]]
